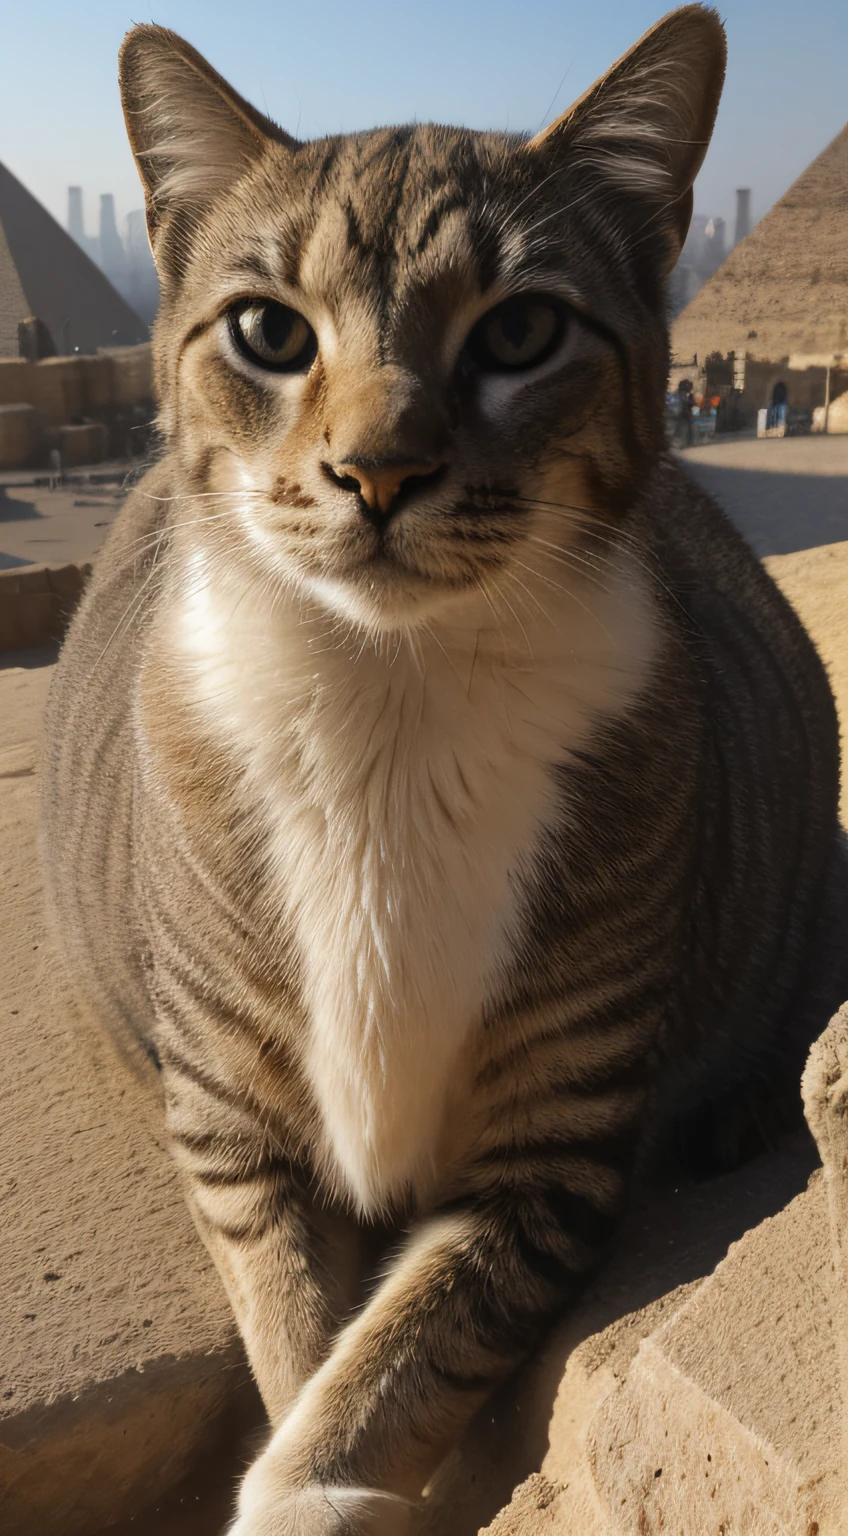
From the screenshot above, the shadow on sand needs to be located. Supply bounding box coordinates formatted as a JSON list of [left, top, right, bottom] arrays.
[[683, 459, 848, 558]]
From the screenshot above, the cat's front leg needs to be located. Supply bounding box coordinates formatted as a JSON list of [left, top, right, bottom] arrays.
[[230, 1482, 416, 1536], [227, 1182, 620, 1536], [161, 1057, 354, 1426]]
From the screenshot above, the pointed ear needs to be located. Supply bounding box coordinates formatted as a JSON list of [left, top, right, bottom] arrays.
[[526, 5, 726, 273], [119, 26, 298, 255]]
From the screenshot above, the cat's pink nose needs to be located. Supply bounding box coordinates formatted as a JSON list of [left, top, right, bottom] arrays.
[[324, 458, 446, 523]]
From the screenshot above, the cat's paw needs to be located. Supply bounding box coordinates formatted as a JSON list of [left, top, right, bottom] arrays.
[[227, 1473, 416, 1536]]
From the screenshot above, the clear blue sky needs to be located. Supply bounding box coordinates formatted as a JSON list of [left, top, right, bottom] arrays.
[[3, 0, 846, 241]]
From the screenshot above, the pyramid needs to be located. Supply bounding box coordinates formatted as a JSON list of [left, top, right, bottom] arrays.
[[0, 162, 146, 358], [672, 124, 848, 363]]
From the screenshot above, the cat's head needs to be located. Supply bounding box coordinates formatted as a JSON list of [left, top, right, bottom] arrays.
[[121, 7, 725, 632]]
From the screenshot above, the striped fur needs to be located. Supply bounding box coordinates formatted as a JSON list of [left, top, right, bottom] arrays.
[[43, 10, 847, 1533]]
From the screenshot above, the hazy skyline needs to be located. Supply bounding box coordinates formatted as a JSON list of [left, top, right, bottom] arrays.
[[3, 0, 846, 247]]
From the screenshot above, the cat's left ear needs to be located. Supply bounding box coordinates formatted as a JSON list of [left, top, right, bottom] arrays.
[[119, 25, 298, 270], [526, 5, 726, 273]]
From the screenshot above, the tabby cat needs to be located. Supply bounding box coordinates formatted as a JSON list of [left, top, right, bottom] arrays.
[[43, 7, 848, 1532]]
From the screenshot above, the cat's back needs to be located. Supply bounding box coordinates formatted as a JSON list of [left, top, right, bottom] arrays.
[[643, 455, 844, 1096], [43, 459, 172, 1035], [650, 453, 838, 762]]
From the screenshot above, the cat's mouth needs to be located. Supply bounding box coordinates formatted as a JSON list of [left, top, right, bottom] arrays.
[[240, 468, 516, 628], [351, 544, 456, 600], [294, 483, 525, 629], [302, 531, 478, 631]]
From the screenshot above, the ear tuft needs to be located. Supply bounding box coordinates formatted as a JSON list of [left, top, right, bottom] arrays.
[[119, 26, 297, 248], [527, 6, 727, 269]]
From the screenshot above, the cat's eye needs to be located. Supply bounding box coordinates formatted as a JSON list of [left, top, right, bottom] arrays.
[[465, 295, 566, 373], [229, 300, 318, 372]]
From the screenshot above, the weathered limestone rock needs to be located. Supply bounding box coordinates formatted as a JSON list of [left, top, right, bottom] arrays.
[[803, 1001, 848, 1512], [409, 1137, 816, 1536], [0, 661, 257, 1536], [478, 1010, 848, 1536], [825, 390, 848, 434]]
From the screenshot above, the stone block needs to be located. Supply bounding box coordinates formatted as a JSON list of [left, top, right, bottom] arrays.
[[0, 404, 42, 470], [59, 420, 109, 467], [0, 563, 91, 651], [26, 358, 84, 424], [827, 390, 848, 434], [98, 344, 154, 406], [0, 349, 153, 428], [0, 360, 35, 408], [481, 1171, 842, 1535], [76, 355, 116, 414], [478, 997, 848, 1536], [803, 1001, 848, 1504]]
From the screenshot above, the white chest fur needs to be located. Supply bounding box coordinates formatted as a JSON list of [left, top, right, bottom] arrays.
[[166, 551, 657, 1215]]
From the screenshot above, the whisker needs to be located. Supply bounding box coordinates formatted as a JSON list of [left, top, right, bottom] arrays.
[[510, 492, 601, 519], [91, 541, 168, 673], [523, 535, 613, 592], [513, 495, 682, 601], [118, 508, 246, 562], [490, 577, 534, 660], [513, 554, 613, 639], [511, 495, 648, 551], [474, 577, 510, 656], [421, 622, 467, 690], [503, 567, 559, 632]]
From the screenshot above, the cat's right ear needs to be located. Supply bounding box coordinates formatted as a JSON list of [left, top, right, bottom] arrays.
[[119, 26, 297, 266], [525, 5, 726, 277]]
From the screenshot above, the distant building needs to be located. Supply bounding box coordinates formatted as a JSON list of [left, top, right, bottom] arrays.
[[125, 210, 160, 329], [669, 213, 728, 317], [67, 186, 100, 267], [734, 188, 752, 248], [99, 193, 128, 295], [67, 185, 83, 243], [671, 127, 848, 434], [0, 162, 146, 357], [66, 187, 159, 330]]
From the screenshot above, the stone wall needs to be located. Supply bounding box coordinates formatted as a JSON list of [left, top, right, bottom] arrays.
[[0, 404, 42, 472], [668, 352, 848, 435], [0, 345, 154, 468], [0, 562, 91, 651]]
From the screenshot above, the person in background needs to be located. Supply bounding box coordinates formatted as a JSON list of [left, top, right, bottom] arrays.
[[676, 378, 694, 448], [769, 380, 788, 431]]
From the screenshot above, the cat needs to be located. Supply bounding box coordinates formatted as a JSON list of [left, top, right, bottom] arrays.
[[43, 7, 848, 1533]]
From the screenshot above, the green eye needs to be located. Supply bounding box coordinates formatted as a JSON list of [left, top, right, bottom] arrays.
[[466, 295, 566, 372], [230, 300, 317, 372]]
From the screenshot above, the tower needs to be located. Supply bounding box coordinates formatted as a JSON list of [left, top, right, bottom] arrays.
[[125, 209, 160, 326], [99, 193, 127, 289], [67, 186, 84, 245], [734, 188, 751, 248]]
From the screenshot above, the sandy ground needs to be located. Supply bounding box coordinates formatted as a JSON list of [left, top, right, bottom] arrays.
[[0, 466, 130, 570], [681, 433, 848, 556]]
